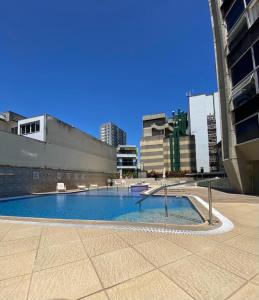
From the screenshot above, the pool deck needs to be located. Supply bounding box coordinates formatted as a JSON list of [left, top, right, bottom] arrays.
[[0, 187, 259, 299]]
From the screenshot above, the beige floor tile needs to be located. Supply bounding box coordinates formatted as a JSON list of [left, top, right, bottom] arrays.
[[161, 255, 245, 300], [0, 274, 31, 300], [34, 240, 87, 271], [0, 223, 12, 233], [39, 230, 80, 248], [229, 283, 259, 300], [251, 273, 259, 286], [116, 230, 160, 245], [42, 225, 78, 235], [0, 236, 40, 257], [197, 243, 259, 280], [2, 226, 42, 241], [28, 259, 102, 300], [0, 251, 36, 280], [78, 228, 113, 240], [207, 230, 242, 242], [81, 291, 108, 300], [165, 234, 219, 253], [107, 269, 192, 300], [243, 229, 259, 239], [92, 247, 154, 288], [224, 235, 259, 256], [82, 234, 128, 257], [134, 238, 191, 267]]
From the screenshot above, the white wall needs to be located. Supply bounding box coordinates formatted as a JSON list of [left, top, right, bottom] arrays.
[[18, 115, 46, 142], [189, 93, 221, 172]]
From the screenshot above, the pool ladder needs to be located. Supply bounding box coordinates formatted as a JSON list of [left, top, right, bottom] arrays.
[[135, 177, 221, 225]]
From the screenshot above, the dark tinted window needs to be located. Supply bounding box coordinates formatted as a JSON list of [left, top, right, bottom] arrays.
[[236, 115, 259, 144], [226, 0, 245, 31], [231, 50, 253, 86], [253, 40, 259, 66]]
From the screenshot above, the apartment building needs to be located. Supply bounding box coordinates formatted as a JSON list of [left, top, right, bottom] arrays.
[[117, 145, 138, 177], [140, 111, 196, 174], [209, 0, 259, 194], [188, 92, 222, 172], [100, 122, 127, 147]]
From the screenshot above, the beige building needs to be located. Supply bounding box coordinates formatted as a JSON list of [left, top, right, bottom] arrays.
[[140, 113, 196, 174], [209, 0, 259, 194]]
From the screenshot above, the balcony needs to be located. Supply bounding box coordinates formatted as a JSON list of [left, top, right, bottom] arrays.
[[235, 113, 259, 144]]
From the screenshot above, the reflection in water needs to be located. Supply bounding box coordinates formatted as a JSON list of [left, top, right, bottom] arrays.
[[56, 195, 65, 209]]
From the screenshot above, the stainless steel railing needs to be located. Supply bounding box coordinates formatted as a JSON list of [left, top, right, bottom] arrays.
[[135, 177, 221, 225]]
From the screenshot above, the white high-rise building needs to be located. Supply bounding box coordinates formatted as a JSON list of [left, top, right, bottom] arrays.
[[188, 92, 221, 173], [100, 122, 126, 147]]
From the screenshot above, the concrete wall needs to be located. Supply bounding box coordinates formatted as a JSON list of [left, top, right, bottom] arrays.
[[0, 166, 114, 198], [0, 131, 116, 173], [46, 116, 115, 160], [0, 130, 117, 197]]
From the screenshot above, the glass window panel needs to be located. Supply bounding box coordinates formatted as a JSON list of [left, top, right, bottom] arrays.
[[231, 50, 254, 86], [35, 121, 40, 132], [253, 40, 259, 66], [226, 0, 245, 31]]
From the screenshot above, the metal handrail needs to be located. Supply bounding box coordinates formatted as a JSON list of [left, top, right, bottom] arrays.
[[135, 180, 196, 205], [135, 177, 221, 225]]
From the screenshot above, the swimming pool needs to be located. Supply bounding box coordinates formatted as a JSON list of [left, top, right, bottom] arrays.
[[0, 188, 203, 225]]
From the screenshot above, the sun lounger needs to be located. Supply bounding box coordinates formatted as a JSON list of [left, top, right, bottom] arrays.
[[56, 182, 66, 192], [77, 185, 88, 190], [89, 184, 98, 189]]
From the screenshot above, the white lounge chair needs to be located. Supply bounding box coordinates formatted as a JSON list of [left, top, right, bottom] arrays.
[[89, 184, 98, 189], [77, 185, 87, 190], [56, 182, 66, 192]]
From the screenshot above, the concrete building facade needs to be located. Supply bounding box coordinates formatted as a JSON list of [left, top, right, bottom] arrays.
[[117, 145, 138, 177], [188, 92, 222, 173], [209, 0, 259, 194], [140, 112, 196, 174], [100, 122, 126, 147], [0, 111, 26, 134], [0, 114, 117, 197]]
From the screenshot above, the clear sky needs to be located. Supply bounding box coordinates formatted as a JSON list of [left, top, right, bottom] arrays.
[[0, 0, 217, 147]]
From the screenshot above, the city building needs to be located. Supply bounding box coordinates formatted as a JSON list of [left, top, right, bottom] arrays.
[[188, 92, 222, 173], [0, 111, 26, 134], [117, 145, 138, 177], [100, 122, 127, 147], [209, 0, 259, 194], [140, 111, 196, 174], [0, 113, 117, 197]]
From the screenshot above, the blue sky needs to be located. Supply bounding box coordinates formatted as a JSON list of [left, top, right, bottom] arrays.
[[0, 0, 217, 146]]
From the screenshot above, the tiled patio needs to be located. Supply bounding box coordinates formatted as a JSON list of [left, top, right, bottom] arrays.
[[0, 187, 259, 299]]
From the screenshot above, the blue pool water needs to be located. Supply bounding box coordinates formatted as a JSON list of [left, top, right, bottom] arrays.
[[0, 188, 203, 225]]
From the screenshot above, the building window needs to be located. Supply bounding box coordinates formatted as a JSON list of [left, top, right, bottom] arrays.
[[231, 50, 254, 86], [253, 40, 259, 66], [11, 127, 18, 134], [225, 0, 245, 32], [236, 114, 259, 144], [20, 121, 40, 135]]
